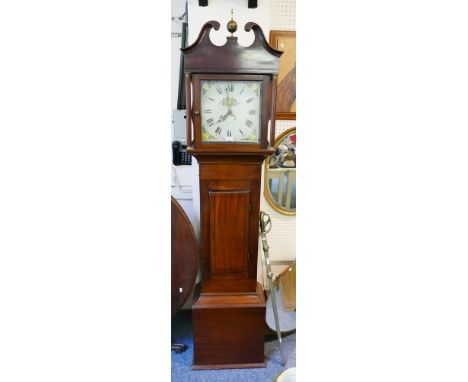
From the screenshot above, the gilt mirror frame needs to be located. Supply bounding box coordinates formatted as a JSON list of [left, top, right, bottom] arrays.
[[263, 127, 296, 216]]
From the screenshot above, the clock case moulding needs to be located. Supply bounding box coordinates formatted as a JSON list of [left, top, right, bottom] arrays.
[[181, 20, 283, 370]]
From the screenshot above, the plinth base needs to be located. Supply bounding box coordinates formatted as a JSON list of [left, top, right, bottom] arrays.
[[192, 282, 266, 370]]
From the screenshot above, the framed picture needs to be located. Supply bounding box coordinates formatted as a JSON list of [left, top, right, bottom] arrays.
[[269, 30, 296, 120]]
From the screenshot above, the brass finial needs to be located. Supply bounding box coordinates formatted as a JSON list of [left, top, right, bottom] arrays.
[[227, 9, 237, 36]]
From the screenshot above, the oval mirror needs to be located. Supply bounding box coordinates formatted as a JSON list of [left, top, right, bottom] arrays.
[[264, 128, 296, 215]]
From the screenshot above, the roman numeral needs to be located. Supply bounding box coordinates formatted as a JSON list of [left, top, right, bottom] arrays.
[[208, 97, 215, 101], [249, 110, 256, 115], [246, 97, 253, 103], [207, 118, 214, 126], [239, 129, 245, 135], [240, 86, 245, 95], [227, 130, 232, 137], [216, 86, 223, 94], [226, 83, 234, 92], [245, 119, 253, 128], [215, 126, 222, 135], [204, 109, 212, 113]]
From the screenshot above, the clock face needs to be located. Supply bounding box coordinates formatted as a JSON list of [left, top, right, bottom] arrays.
[[200, 80, 262, 143]]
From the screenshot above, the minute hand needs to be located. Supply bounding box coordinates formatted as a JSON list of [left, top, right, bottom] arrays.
[[216, 108, 236, 123]]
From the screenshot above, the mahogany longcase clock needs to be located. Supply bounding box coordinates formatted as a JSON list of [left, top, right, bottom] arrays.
[[182, 19, 282, 370]]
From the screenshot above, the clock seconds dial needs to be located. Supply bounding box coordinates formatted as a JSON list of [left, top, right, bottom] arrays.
[[200, 80, 262, 143]]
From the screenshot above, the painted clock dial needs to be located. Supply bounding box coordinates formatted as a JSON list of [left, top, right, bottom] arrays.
[[200, 80, 262, 143]]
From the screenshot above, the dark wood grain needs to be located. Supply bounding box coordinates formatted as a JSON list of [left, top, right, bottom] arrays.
[[196, 162, 263, 283], [171, 197, 198, 318], [192, 283, 266, 369], [183, 21, 280, 370], [209, 191, 250, 275], [202, 279, 258, 294], [182, 21, 281, 74], [200, 163, 262, 181]]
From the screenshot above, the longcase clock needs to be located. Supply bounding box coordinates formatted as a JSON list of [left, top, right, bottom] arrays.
[[181, 18, 282, 370]]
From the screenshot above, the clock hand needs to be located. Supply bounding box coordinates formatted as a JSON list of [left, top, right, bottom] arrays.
[[215, 96, 239, 123], [216, 112, 229, 123], [216, 104, 236, 123], [226, 108, 236, 120]]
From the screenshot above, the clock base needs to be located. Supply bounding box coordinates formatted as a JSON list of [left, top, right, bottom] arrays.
[[192, 362, 266, 370], [192, 282, 266, 370]]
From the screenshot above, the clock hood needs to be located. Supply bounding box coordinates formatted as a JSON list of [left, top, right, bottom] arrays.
[[181, 21, 282, 75]]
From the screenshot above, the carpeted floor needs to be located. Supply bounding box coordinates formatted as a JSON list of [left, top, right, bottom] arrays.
[[171, 310, 296, 382]]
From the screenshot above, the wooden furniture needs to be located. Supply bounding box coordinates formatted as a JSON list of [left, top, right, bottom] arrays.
[[181, 19, 282, 369], [171, 197, 198, 353]]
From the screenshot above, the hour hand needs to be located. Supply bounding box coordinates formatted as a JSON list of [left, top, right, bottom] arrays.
[[216, 110, 231, 123], [227, 108, 236, 120], [216, 114, 227, 123]]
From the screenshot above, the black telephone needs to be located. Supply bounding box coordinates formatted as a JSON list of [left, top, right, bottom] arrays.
[[172, 141, 192, 166]]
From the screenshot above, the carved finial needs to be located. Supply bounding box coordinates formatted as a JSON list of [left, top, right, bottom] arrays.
[[226, 8, 237, 36]]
